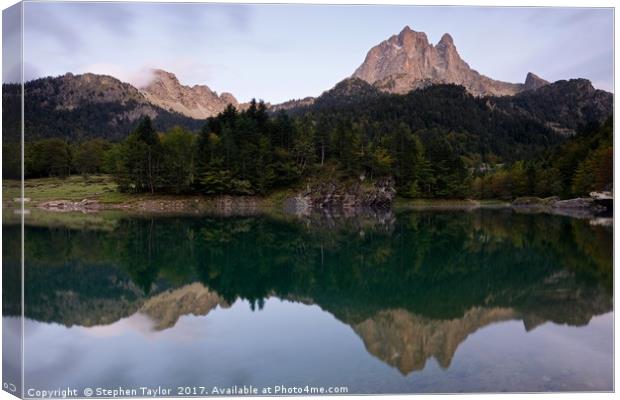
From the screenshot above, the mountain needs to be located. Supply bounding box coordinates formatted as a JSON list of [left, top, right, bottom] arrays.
[[352, 26, 547, 97], [3, 72, 206, 141], [288, 82, 555, 162], [312, 77, 381, 109], [491, 78, 613, 135], [268, 96, 316, 113], [140, 69, 240, 119], [291, 75, 611, 140], [268, 78, 381, 115], [3, 26, 611, 143]]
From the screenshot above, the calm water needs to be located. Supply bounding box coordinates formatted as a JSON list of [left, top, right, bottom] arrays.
[[3, 209, 613, 395]]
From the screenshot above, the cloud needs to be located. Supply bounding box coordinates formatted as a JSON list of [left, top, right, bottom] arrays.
[[77, 59, 216, 89], [156, 3, 253, 34]]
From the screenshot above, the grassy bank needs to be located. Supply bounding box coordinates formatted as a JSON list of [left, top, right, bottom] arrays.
[[4, 174, 512, 212], [3, 175, 130, 205], [3, 174, 298, 215]]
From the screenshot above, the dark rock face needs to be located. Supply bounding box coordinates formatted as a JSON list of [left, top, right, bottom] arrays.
[[523, 72, 550, 91], [285, 178, 396, 215], [552, 197, 597, 209], [512, 193, 611, 218], [309, 178, 396, 210]]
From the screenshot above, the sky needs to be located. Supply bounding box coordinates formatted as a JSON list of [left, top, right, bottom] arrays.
[[4, 2, 615, 103]]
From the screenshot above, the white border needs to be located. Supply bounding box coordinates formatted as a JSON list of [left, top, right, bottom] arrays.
[[0, 2, 616, 400]]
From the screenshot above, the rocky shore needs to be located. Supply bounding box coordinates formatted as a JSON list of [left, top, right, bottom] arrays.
[[32, 180, 612, 224], [37, 195, 261, 215], [512, 191, 613, 219], [282, 178, 396, 216]]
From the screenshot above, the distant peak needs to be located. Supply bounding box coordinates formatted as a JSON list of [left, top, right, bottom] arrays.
[[525, 72, 543, 81], [352, 27, 523, 97], [523, 72, 549, 91]]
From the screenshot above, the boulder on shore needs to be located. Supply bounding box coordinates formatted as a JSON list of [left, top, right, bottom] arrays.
[[38, 199, 102, 213], [512, 192, 611, 218], [284, 178, 396, 215], [551, 197, 597, 209]]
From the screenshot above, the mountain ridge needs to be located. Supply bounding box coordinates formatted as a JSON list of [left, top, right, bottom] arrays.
[[3, 25, 612, 141]]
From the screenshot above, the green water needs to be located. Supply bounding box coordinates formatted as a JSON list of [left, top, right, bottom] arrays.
[[3, 209, 613, 394]]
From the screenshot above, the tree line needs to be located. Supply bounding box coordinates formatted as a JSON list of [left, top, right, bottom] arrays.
[[5, 99, 612, 199]]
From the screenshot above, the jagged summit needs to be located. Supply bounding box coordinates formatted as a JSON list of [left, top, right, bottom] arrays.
[[352, 26, 544, 97], [439, 33, 454, 46], [140, 69, 239, 119], [523, 72, 550, 91]]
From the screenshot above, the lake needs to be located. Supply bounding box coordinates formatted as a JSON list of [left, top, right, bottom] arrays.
[[3, 209, 613, 395]]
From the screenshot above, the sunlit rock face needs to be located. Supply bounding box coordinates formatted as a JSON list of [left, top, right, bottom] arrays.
[[140, 69, 240, 119], [351, 307, 517, 374], [139, 283, 229, 330], [352, 26, 545, 97]]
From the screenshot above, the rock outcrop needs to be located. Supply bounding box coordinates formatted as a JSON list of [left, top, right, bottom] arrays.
[[512, 192, 612, 218], [284, 178, 396, 215], [523, 72, 550, 91], [38, 199, 103, 213], [140, 69, 239, 119], [352, 26, 544, 97]]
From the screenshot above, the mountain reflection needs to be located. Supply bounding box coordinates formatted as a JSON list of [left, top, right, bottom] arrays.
[[4, 209, 612, 375]]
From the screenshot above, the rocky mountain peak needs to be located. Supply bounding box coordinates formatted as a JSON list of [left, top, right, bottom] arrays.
[[352, 26, 537, 97], [523, 72, 549, 91], [438, 33, 454, 47], [151, 68, 180, 84], [140, 68, 238, 119], [397, 25, 430, 48]]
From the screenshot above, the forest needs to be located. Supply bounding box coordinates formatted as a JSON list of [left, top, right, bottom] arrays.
[[3, 92, 612, 200]]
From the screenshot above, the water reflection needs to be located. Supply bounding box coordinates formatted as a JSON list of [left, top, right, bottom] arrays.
[[3, 209, 613, 392]]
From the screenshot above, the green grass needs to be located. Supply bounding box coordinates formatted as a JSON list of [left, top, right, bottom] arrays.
[[3, 174, 133, 205]]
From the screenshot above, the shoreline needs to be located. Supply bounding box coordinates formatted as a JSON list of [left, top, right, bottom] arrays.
[[7, 194, 612, 223], [3, 176, 612, 223]]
